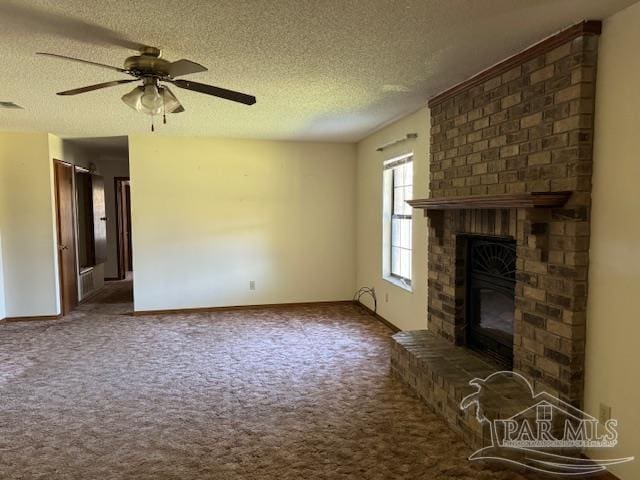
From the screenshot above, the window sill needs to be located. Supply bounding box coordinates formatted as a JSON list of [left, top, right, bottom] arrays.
[[383, 275, 413, 293]]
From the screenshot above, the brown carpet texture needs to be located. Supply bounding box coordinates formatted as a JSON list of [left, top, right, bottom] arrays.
[[0, 280, 533, 479]]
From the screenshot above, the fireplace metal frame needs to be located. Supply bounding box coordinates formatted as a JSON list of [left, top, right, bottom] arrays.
[[464, 235, 516, 368]]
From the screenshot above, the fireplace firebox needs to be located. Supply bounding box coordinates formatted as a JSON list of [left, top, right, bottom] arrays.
[[465, 236, 516, 368]]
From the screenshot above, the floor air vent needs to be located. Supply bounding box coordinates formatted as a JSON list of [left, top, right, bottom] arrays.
[[79, 269, 97, 301]]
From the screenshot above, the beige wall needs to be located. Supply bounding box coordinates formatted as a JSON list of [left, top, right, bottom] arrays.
[[0, 132, 59, 317], [585, 3, 640, 478], [128, 135, 356, 312], [355, 107, 430, 330], [0, 231, 5, 319]]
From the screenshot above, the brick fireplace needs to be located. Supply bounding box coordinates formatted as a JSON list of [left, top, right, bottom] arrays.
[[391, 21, 600, 447]]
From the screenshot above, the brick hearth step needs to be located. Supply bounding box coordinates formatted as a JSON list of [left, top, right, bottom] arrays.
[[390, 330, 533, 449]]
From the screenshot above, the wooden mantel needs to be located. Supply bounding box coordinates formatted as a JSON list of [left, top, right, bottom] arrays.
[[407, 191, 571, 211]]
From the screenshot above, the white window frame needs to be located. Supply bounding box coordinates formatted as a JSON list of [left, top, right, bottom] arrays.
[[382, 153, 413, 292]]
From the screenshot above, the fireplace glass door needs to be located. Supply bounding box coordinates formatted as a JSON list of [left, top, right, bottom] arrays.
[[466, 236, 516, 367]]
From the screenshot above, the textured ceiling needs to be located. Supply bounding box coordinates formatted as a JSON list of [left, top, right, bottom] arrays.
[[0, 0, 636, 142]]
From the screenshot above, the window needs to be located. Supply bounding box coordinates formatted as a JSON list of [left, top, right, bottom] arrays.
[[382, 154, 413, 290]]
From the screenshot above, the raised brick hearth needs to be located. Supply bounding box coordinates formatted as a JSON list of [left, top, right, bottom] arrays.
[[391, 330, 495, 449], [391, 21, 600, 445], [390, 330, 544, 450]]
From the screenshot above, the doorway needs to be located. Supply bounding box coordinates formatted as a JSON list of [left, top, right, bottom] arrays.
[[54, 160, 78, 315], [115, 177, 133, 280]]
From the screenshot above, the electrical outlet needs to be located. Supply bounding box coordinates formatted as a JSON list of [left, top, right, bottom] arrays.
[[249, 280, 256, 291], [599, 403, 611, 423], [385, 293, 389, 303]]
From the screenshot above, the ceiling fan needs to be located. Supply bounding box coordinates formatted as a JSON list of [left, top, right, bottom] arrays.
[[37, 46, 256, 129]]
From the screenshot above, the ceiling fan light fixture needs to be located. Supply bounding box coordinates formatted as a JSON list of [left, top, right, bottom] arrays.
[[121, 85, 162, 115]]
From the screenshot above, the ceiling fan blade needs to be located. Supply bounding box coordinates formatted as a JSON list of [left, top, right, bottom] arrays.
[[171, 79, 256, 105], [37, 52, 130, 74], [168, 59, 208, 78], [1, 2, 144, 51], [57, 79, 138, 96]]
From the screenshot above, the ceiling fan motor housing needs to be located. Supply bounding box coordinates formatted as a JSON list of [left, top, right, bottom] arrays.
[[124, 52, 171, 77]]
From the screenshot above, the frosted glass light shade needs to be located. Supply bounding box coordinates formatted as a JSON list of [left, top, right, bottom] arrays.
[[122, 86, 161, 115], [121, 85, 184, 115], [141, 85, 163, 111], [161, 87, 184, 113]]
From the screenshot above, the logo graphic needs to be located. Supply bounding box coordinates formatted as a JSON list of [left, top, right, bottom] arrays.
[[460, 371, 634, 476]]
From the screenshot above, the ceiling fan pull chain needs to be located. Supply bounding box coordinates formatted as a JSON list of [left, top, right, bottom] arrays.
[[163, 93, 167, 125], [151, 116, 155, 132]]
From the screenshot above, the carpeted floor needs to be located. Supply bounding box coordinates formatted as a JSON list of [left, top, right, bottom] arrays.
[[0, 280, 534, 479]]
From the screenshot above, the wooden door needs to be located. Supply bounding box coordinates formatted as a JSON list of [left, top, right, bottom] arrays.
[[54, 160, 78, 314]]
